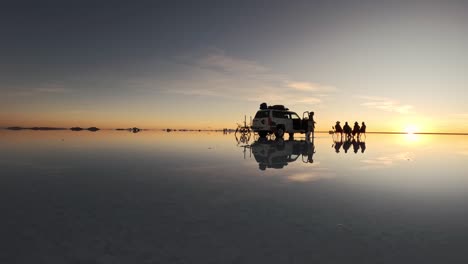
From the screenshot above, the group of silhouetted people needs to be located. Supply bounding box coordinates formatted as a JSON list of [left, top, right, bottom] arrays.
[[334, 121, 366, 139]]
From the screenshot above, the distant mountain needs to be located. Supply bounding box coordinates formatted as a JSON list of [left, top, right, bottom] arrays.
[[7, 126, 24, 130]]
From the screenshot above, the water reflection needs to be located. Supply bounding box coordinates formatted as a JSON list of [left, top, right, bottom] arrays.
[[234, 130, 252, 146], [332, 134, 366, 154], [3, 130, 468, 263], [251, 139, 315, 170]]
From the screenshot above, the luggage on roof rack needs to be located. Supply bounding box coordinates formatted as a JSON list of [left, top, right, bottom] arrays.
[[268, 105, 289, 111]]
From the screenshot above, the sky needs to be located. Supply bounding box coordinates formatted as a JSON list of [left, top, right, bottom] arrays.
[[1, 0, 468, 132]]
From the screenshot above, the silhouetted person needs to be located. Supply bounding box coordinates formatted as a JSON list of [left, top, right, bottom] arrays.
[[352, 122, 360, 138], [360, 122, 366, 134], [310, 112, 316, 130], [334, 121, 343, 134], [343, 139, 352, 153], [343, 122, 352, 139], [306, 112, 316, 140], [352, 139, 360, 153]]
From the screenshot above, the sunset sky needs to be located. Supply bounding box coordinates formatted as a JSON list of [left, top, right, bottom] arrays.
[[1, 0, 467, 132]]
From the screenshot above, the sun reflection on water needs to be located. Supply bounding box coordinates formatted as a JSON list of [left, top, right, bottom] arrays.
[[404, 132, 420, 143]]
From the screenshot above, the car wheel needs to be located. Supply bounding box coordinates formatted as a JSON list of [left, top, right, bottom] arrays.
[[275, 126, 285, 138]]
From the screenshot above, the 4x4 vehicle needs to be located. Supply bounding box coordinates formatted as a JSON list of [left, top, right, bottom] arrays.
[[251, 103, 315, 138]]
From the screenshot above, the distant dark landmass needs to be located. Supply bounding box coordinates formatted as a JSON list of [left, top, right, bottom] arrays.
[[6, 126, 100, 132], [70, 127, 100, 131], [115, 127, 142, 133], [7, 127, 24, 130]]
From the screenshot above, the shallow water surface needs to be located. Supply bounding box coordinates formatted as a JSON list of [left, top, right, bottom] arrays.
[[1, 130, 468, 263]]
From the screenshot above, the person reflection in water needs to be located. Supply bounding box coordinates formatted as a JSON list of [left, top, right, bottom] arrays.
[[352, 139, 360, 153], [331, 129, 366, 154], [343, 139, 352, 153], [333, 139, 343, 153], [359, 140, 366, 153], [305, 141, 316, 163]]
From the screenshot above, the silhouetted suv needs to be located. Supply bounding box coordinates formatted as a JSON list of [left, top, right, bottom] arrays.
[[251, 104, 315, 138]]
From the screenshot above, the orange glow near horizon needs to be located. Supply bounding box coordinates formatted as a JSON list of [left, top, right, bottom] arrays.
[[1, 112, 468, 133]]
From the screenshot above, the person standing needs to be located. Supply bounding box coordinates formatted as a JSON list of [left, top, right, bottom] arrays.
[[306, 112, 316, 141]]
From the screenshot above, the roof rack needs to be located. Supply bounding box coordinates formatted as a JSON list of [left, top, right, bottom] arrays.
[[267, 105, 289, 111]]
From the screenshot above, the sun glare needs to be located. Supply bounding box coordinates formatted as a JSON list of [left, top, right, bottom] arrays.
[[404, 125, 418, 134]]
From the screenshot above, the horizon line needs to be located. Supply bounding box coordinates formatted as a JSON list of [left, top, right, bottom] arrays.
[[2, 126, 468, 136]]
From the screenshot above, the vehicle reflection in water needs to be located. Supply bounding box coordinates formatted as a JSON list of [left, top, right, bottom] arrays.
[[332, 134, 366, 154], [251, 139, 315, 170]]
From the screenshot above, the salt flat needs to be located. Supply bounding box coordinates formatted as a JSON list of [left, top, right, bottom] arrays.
[[1, 130, 468, 263]]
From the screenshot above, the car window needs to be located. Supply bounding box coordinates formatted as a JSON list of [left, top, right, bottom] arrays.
[[272, 111, 285, 118], [255, 110, 269, 118], [290, 113, 300, 119]]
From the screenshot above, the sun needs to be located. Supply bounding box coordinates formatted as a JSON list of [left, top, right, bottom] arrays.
[[404, 125, 419, 134]]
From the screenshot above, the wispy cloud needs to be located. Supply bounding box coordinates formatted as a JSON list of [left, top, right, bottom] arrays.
[[146, 51, 336, 107], [35, 87, 71, 93], [356, 95, 413, 114], [199, 53, 269, 75], [7, 91, 36, 97], [286, 81, 336, 92], [296, 97, 322, 104], [6, 83, 72, 97]]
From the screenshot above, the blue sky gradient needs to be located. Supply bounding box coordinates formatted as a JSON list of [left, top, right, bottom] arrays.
[[1, 0, 468, 131]]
